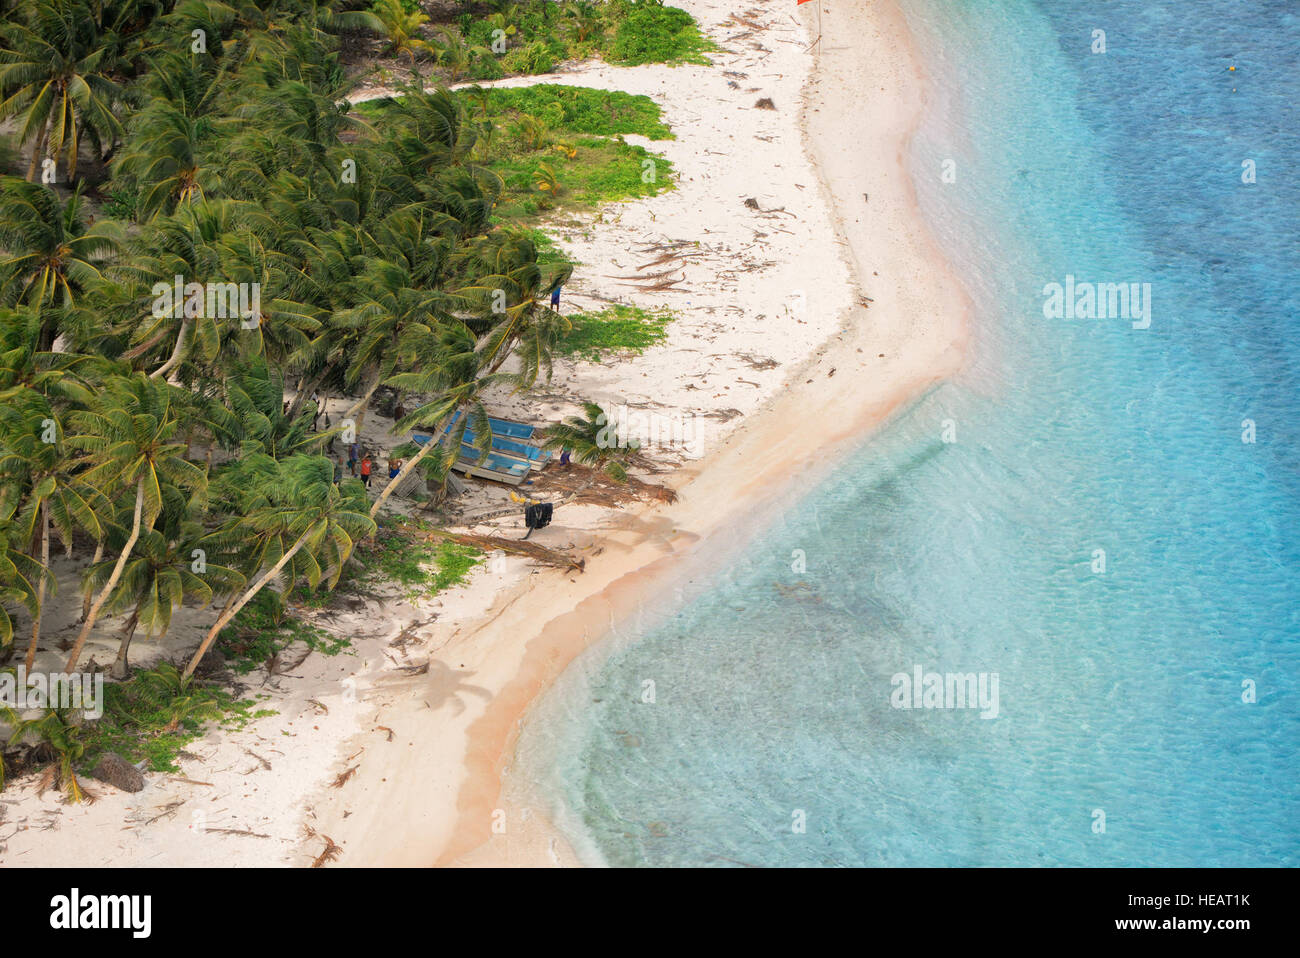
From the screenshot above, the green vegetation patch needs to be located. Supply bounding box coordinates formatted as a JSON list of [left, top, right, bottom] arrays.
[[557, 304, 675, 361], [352, 519, 482, 601], [449, 1, 714, 79], [354, 86, 674, 222], [475, 85, 673, 140], [217, 591, 348, 675], [81, 662, 259, 773], [608, 1, 715, 66], [492, 136, 672, 220]]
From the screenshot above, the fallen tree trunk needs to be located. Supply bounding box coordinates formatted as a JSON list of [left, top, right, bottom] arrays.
[[412, 527, 584, 573]]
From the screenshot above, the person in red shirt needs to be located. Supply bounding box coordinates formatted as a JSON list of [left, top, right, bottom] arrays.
[[359, 455, 373, 488]]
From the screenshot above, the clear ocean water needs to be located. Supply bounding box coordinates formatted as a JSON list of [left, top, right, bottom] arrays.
[[512, 0, 1300, 866]]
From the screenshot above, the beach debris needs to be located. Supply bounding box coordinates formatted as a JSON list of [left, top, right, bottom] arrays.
[[416, 527, 587, 573], [142, 800, 185, 825], [307, 698, 329, 715], [736, 353, 779, 370], [376, 725, 394, 742], [242, 748, 272, 772], [744, 197, 761, 209], [92, 753, 145, 793], [754, 97, 776, 110], [330, 766, 358, 789], [310, 833, 341, 868]]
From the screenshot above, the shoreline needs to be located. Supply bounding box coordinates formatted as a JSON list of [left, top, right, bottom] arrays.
[[306, 0, 968, 867]]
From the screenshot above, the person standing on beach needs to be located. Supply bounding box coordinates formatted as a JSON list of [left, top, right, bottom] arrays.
[[550, 285, 562, 311], [333, 457, 344, 485], [388, 455, 402, 480], [348, 441, 359, 476], [360, 455, 373, 488]]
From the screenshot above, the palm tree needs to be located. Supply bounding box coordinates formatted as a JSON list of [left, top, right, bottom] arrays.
[[112, 53, 227, 219], [370, 0, 436, 63], [0, 178, 121, 346], [84, 511, 239, 679], [566, 2, 604, 45], [182, 453, 374, 680], [0, 393, 107, 670], [433, 31, 490, 84], [367, 321, 495, 520], [455, 229, 571, 384], [61, 373, 206, 672], [0, 0, 125, 182], [542, 400, 636, 486]]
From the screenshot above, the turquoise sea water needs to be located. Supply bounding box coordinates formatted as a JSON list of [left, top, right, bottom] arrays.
[[513, 0, 1300, 866]]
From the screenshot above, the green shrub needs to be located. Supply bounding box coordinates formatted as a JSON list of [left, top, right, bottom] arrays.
[[502, 39, 558, 74], [609, 1, 713, 65]]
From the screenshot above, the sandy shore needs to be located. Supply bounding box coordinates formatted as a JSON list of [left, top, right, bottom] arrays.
[[0, 0, 966, 868], [307, 0, 968, 867]]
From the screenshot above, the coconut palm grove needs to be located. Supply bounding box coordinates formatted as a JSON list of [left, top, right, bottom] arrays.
[[0, 0, 705, 797]]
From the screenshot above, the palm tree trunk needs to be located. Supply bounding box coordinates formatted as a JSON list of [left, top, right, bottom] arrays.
[[64, 480, 145, 673], [287, 365, 333, 419], [23, 500, 50, 671], [25, 115, 50, 182], [368, 414, 457, 521], [344, 368, 383, 433], [183, 535, 310, 681], [110, 609, 140, 680], [81, 539, 103, 620], [150, 317, 192, 380]]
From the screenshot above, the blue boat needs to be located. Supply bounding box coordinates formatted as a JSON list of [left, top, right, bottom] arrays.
[[461, 427, 552, 464], [442, 412, 552, 464], [449, 410, 539, 442], [410, 432, 533, 485]]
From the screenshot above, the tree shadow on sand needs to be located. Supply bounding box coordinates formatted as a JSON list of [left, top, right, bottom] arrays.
[[424, 659, 492, 716]]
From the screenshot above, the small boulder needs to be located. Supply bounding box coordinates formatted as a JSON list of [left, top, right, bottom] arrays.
[[92, 752, 144, 793]]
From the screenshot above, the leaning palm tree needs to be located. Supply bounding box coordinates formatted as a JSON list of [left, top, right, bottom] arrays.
[[454, 229, 571, 384], [61, 373, 206, 672], [366, 321, 498, 521], [0, 0, 125, 182], [182, 453, 374, 680]]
